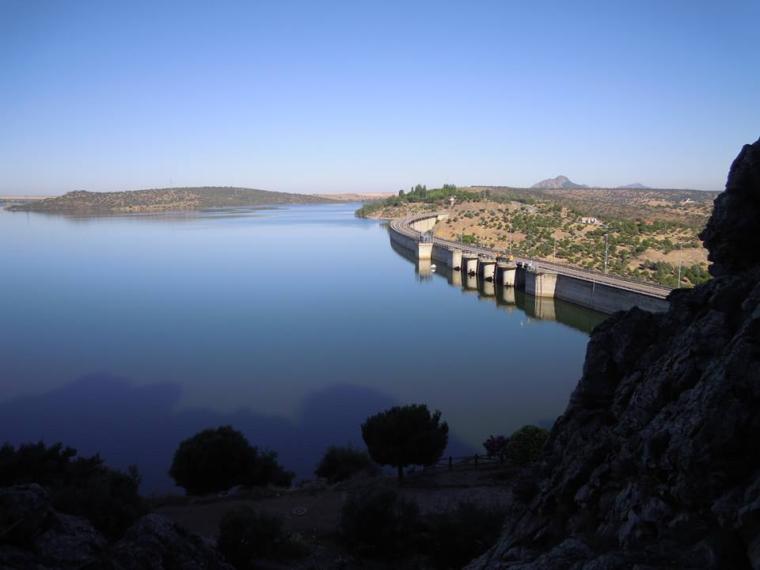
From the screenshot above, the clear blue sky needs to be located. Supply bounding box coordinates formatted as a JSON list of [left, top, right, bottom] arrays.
[[1, 0, 758, 194]]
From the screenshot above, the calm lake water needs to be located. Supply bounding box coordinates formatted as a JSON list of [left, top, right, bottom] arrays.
[[0, 203, 605, 492]]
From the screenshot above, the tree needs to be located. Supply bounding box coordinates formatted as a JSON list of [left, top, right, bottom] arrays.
[[482, 435, 508, 459], [0, 442, 143, 539], [504, 425, 549, 466], [315, 446, 377, 483], [361, 404, 448, 481], [169, 426, 293, 495]]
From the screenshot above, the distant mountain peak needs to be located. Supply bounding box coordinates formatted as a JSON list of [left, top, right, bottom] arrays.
[[531, 175, 586, 189], [617, 182, 650, 189]]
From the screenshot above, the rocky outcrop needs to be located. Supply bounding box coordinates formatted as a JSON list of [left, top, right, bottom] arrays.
[[700, 139, 760, 276], [469, 139, 760, 569], [109, 514, 233, 570], [0, 484, 232, 569]]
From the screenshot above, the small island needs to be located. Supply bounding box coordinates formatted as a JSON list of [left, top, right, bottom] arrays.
[[6, 186, 333, 215]]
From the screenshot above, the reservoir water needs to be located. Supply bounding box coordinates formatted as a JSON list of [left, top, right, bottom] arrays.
[[0, 203, 605, 492]]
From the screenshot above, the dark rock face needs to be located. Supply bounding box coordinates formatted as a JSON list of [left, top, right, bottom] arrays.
[[0, 485, 232, 569], [700, 138, 760, 276], [469, 141, 760, 569], [110, 514, 233, 570]]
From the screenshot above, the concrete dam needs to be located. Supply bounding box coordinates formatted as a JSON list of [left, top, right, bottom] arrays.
[[389, 213, 671, 315]]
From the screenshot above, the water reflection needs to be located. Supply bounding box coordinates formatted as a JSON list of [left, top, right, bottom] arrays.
[[0, 373, 475, 492], [1, 203, 599, 493], [416, 258, 434, 281], [390, 239, 607, 335]]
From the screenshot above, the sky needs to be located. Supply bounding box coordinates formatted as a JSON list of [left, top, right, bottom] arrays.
[[1, 0, 758, 195]]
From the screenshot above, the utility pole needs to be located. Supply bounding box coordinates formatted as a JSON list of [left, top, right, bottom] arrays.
[[553, 238, 557, 262], [604, 232, 609, 274], [677, 246, 683, 288]]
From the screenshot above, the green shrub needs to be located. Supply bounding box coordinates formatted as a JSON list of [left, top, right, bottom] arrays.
[[0, 441, 143, 539], [169, 426, 293, 495], [339, 487, 421, 558], [504, 425, 549, 466], [314, 446, 377, 483], [361, 404, 448, 481], [218, 506, 306, 568], [423, 502, 506, 569]]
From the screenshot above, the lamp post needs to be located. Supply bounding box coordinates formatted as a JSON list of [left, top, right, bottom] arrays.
[[604, 232, 609, 274]]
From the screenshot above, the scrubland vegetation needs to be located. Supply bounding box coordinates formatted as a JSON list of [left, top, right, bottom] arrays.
[[9, 187, 330, 214], [359, 183, 716, 287], [2, 405, 546, 569], [0, 442, 144, 538]]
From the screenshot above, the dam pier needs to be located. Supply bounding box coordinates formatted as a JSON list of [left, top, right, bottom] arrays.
[[389, 213, 671, 315]]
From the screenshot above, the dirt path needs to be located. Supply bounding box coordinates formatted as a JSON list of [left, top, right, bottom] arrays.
[[156, 469, 514, 540]]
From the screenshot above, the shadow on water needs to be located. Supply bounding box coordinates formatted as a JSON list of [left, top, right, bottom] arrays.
[[0, 373, 475, 493], [390, 239, 607, 334]]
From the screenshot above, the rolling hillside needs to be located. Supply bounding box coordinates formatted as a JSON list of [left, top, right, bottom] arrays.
[[8, 187, 332, 214]]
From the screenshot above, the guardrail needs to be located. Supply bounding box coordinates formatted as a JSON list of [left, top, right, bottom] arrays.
[[391, 213, 672, 300], [421, 454, 504, 473]]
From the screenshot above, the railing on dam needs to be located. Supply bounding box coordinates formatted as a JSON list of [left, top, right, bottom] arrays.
[[420, 454, 503, 473], [390, 212, 672, 300]]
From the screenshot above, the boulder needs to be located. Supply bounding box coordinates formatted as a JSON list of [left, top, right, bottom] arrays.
[[0, 485, 232, 569], [0, 484, 52, 546], [110, 514, 233, 570], [0, 484, 105, 569]]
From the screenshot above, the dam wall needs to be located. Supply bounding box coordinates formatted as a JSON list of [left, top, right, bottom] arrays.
[[553, 274, 669, 314], [431, 243, 461, 269], [388, 213, 670, 315], [390, 227, 419, 252]]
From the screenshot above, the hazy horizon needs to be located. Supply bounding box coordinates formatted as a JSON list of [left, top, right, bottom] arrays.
[[2, 0, 758, 195], [0, 180, 724, 199]]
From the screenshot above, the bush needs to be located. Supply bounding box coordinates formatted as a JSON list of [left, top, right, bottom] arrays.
[[0, 441, 143, 539], [422, 502, 507, 569], [314, 446, 376, 484], [504, 425, 549, 466], [482, 435, 508, 459], [218, 506, 306, 568], [339, 487, 421, 558], [169, 426, 293, 495], [361, 404, 448, 481]]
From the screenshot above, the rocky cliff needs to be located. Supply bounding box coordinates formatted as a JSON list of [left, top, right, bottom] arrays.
[[0, 484, 232, 569], [470, 139, 760, 569]]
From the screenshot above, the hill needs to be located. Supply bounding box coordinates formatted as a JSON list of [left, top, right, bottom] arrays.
[[531, 175, 586, 189], [7, 187, 332, 214], [315, 192, 394, 201], [617, 182, 650, 189], [475, 185, 717, 227]]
